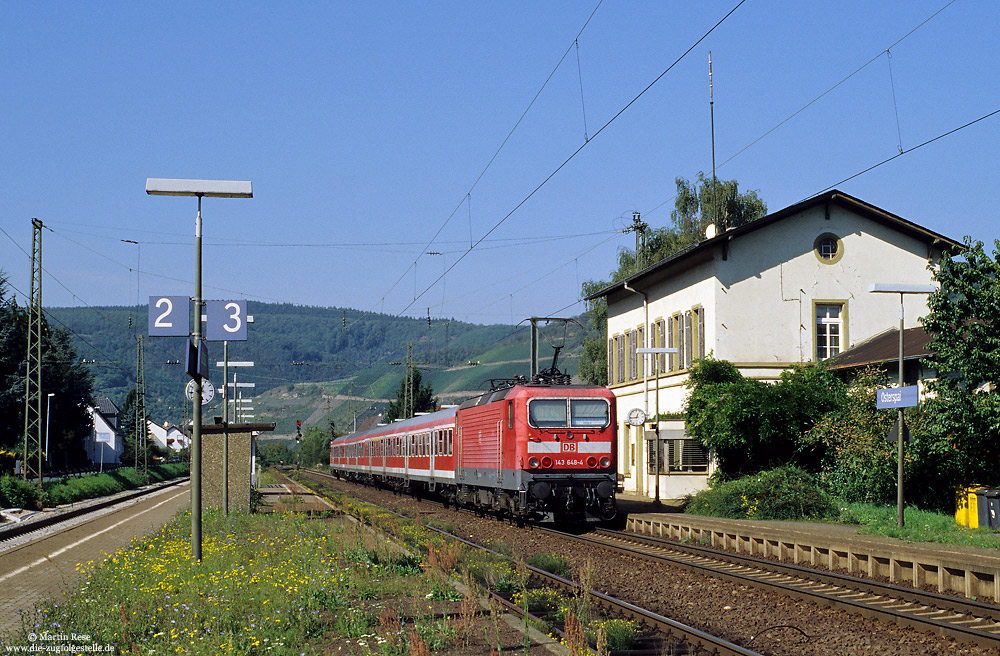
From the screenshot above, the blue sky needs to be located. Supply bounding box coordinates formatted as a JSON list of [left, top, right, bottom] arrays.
[[1, 1, 996, 326]]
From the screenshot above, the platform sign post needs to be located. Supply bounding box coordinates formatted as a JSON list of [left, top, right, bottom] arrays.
[[146, 177, 252, 563], [636, 346, 679, 506], [869, 283, 936, 529], [876, 386, 919, 410]]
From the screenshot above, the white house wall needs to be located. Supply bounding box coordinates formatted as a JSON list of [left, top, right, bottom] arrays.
[[716, 204, 938, 368]]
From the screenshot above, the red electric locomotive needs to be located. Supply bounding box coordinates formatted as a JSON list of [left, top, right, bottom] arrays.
[[330, 379, 618, 522]]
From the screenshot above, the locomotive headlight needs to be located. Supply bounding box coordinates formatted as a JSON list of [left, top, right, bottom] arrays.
[[599, 456, 611, 468], [587, 457, 598, 468], [528, 457, 540, 469], [541, 456, 553, 469]]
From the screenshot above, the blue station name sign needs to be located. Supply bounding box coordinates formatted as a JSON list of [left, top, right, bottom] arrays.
[[876, 385, 919, 409]]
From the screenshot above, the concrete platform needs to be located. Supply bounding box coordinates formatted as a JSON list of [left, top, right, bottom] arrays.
[[257, 483, 338, 514], [617, 494, 1000, 603]]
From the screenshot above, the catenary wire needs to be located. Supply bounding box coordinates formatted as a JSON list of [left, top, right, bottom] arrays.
[[382, 1, 747, 331], [371, 0, 605, 312]]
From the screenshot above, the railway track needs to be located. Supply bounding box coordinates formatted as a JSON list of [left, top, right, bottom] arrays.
[[542, 526, 1000, 650], [301, 470, 1000, 653], [427, 526, 765, 656], [299, 469, 763, 655], [0, 477, 189, 549]]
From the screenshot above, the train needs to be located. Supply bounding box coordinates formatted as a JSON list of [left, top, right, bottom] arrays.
[[329, 375, 618, 523]]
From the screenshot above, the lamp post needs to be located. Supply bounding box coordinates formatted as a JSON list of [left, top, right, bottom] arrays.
[[869, 283, 936, 528], [45, 393, 54, 470], [146, 178, 252, 561], [637, 347, 679, 506]]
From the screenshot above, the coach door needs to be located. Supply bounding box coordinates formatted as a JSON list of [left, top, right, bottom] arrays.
[[430, 430, 437, 483], [496, 419, 503, 484]]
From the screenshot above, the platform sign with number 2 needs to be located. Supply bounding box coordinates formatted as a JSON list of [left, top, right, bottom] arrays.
[[148, 296, 190, 337]]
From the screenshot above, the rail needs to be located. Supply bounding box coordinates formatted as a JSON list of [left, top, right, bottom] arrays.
[[541, 527, 1000, 650]]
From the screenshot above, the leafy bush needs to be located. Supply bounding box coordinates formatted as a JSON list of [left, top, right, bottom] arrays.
[[684, 358, 844, 477], [685, 466, 836, 521], [0, 475, 43, 509], [526, 553, 570, 577], [801, 367, 958, 511]]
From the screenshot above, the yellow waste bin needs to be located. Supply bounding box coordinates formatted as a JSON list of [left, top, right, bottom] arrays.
[[955, 486, 984, 528]]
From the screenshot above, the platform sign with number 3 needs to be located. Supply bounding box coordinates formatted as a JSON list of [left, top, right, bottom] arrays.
[[148, 296, 190, 337], [206, 300, 248, 341]]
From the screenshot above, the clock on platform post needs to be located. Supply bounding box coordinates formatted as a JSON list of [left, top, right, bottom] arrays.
[[185, 378, 215, 405], [626, 407, 647, 427]]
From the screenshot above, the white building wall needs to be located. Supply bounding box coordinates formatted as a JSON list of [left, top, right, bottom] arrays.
[[148, 421, 169, 451], [85, 407, 124, 466], [716, 205, 937, 369]]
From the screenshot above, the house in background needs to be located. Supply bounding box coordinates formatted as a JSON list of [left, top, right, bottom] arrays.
[[147, 420, 190, 452], [148, 420, 169, 451], [84, 397, 124, 467], [587, 190, 960, 500]]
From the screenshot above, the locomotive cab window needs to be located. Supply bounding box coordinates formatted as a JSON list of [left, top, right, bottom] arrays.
[[528, 398, 610, 428], [529, 400, 567, 427], [571, 400, 609, 427]]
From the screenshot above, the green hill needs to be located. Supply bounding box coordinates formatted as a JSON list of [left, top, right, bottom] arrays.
[[47, 303, 589, 436]]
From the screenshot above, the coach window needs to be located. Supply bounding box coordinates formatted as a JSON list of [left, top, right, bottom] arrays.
[[447, 429, 453, 456]]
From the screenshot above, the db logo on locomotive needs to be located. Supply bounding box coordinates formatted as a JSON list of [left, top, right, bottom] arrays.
[[562, 443, 577, 452]]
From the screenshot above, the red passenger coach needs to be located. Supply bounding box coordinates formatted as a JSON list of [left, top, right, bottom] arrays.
[[330, 382, 618, 522]]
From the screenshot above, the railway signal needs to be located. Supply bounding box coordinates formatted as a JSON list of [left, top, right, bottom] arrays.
[[295, 420, 302, 471]]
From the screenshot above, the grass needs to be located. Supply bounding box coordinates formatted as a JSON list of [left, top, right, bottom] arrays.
[[834, 502, 1000, 549], [43, 463, 189, 507], [4, 474, 641, 655], [0, 463, 189, 510], [1, 509, 467, 655]]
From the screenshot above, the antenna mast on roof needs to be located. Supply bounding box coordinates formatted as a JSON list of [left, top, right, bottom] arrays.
[[710, 51, 718, 229]]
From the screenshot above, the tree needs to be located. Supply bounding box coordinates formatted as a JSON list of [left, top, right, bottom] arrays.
[[257, 440, 292, 467], [0, 273, 94, 470], [578, 175, 767, 385], [384, 367, 438, 422], [919, 238, 1000, 489], [671, 172, 767, 237], [299, 426, 331, 467], [802, 367, 904, 504]]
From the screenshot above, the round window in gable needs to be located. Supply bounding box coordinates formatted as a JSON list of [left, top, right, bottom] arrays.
[[813, 233, 844, 264]]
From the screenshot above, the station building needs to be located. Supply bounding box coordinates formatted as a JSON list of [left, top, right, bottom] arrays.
[[586, 190, 960, 500]]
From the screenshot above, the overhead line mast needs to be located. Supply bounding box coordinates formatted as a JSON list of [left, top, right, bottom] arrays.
[[22, 218, 43, 484]]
